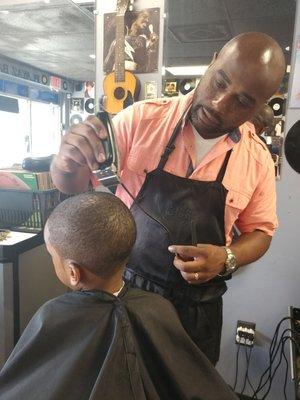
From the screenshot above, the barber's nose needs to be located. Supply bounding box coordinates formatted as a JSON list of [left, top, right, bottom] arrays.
[[212, 92, 231, 112]]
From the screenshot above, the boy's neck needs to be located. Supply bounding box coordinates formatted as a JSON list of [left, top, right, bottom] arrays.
[[79, 269, 124, 295]]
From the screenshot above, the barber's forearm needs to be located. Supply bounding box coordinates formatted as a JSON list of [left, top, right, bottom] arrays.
[[50, 157, 91, 194], [230, 230, 272, 268]]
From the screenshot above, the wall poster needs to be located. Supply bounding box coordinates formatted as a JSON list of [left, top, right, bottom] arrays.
[[103, 7, 160, 74]]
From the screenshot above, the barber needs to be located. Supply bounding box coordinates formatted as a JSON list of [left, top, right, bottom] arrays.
[[51, 32, 285, 365]]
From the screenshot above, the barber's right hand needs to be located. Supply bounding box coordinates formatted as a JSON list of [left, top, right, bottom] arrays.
[[55, 115, 108, 173]]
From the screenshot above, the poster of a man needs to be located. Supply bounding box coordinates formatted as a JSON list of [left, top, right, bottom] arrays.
[[103, 8, 160, 74]]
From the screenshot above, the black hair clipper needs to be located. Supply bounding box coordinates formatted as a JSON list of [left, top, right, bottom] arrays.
[[92, 110, 120, 188]]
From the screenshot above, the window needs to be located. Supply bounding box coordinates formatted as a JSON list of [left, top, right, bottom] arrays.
[[0, 97, 30, 168], [0, 95, 61, 168], [30, 101, 61, 157]]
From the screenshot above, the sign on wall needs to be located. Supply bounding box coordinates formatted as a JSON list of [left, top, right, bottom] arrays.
[[0, 55, 72, 93]]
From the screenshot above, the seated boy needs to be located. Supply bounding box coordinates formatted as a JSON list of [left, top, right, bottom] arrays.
[[0, 192, 237, 400]]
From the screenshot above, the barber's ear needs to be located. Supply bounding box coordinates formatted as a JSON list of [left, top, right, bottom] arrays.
[[209, 52, 218, 67], [67, 261, 82, 287]]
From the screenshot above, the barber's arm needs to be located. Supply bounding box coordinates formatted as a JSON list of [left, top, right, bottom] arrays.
[[169, 159, 277, 284]]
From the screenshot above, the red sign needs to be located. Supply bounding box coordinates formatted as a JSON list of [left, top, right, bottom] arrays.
[[50, 76, 61, 91]]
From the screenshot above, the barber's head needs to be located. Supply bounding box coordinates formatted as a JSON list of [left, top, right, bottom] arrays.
[[191, 32, 285, 137], [44, 192, 136, 290], [251, 103, 274, 136]]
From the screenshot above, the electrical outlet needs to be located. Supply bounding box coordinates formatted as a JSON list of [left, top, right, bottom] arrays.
[[235, 320, 256, 347]]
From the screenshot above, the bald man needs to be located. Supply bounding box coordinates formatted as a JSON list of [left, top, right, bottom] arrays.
[[51, 32, 285, 365]]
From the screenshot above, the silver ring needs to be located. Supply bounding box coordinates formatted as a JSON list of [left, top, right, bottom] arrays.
[[194, 272, 199, 280]]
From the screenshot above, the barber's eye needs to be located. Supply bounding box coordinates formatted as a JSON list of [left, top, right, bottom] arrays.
[[237, 97, 250, 107], [215, 80, 226, 89]]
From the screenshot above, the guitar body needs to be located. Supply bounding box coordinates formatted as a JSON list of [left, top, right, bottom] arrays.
[[103, 70, 140, 114]]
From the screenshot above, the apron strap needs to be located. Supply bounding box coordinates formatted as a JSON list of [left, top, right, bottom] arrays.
[[157, 115, 185, 171], [216, 149, 232, 183]]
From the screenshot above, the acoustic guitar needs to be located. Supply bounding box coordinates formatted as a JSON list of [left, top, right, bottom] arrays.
[[103, 0, 140, 114]]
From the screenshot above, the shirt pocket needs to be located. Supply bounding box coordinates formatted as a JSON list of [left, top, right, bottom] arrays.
[[226, 189, 251, 216]]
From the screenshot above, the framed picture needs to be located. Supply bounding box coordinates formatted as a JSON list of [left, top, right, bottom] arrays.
[[103, 7, 160, 74], [163, 80, 178, 97], [144, 81, 158, 99]]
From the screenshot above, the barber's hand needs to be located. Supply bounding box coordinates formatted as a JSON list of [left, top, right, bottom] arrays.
[[55, 115, 108, 173], [168, 244, 227, 285]]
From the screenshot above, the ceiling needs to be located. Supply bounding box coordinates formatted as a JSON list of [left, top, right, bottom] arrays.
[[165, 0, 296, 68], [0, 0, 296, 81], [0, 0, 95, 81]]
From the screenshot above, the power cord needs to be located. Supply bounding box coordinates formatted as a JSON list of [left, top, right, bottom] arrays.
[[233, 343, 241, 392], [251, 318, 293, 397], [240, 347, 255, 396], [250, 317, 300, 399]]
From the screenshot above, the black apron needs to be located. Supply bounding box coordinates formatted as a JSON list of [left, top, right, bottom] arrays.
[[124, 115, 233, 364]]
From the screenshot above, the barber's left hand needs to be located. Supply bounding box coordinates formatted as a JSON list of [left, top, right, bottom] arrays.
[[168, 244, 227, 285]]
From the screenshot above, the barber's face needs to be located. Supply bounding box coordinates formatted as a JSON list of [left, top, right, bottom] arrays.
[[191, 57, 269, 137]]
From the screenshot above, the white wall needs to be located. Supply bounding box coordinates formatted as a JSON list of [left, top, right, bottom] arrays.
[[217, 2, 300, 398]]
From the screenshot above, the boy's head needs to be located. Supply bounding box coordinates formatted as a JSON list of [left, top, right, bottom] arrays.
[[44, 192, 136, 291]]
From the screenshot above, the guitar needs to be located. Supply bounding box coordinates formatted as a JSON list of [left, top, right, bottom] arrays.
[[103, 0, 140, 114]]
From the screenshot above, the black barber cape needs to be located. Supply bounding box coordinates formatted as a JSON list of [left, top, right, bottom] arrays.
[[0, 286, 237, 400]]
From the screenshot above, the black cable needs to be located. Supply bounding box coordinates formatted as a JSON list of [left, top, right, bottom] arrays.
[[252, 318, 293, 398], [240, 346, 253, 396], [261, 336, 291, 399], [254, 333, 287, 397], [250, 318, 300, 400], [260, 337, 286, 399], [232, 343, 241, 392], [244, 347, 257, 398], [259, 334, 300, 399], [254, 327, 300, 397], [269, 318, 293, 357]]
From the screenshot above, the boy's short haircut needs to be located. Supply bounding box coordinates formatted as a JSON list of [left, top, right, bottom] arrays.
[[46, 192, 136, 278]]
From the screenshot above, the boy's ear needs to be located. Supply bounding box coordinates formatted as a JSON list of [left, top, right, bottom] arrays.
[[66, 261, 82, 287]]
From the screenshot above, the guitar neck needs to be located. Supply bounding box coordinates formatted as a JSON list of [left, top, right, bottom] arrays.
[[115, 14, 125, 83]]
